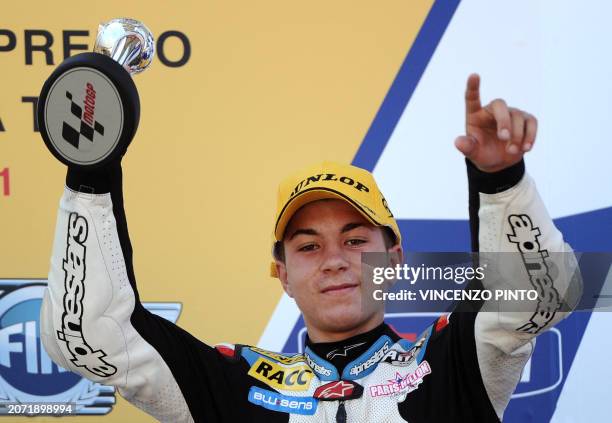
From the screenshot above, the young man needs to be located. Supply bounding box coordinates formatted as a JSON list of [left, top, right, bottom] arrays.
[[41, 75, 577, 422]]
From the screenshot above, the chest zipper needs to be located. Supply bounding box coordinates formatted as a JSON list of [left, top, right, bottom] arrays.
[[335, 400, 347, 423]]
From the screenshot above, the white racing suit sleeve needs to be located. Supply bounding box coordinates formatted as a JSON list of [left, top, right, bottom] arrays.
[[39, 185, 194, 422], [466, 159, 581, 418], [38, 164, 252, 422]]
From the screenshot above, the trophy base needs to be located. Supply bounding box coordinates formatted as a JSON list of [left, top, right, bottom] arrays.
[[38, 52, 140, 170]]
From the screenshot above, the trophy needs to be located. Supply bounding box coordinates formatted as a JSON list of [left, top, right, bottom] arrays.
[[38, 18, 154, 169]]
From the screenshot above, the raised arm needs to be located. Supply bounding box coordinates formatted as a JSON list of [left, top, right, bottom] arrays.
[[40, 163, 248, 422], [456, 75, 579, 418]]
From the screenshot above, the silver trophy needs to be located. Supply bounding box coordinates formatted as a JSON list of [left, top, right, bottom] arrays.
[[38, 18, 155, 169], [94, 18, 155, 75]]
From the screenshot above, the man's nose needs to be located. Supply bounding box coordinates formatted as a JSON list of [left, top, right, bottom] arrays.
[[321, 243, 350, 273]]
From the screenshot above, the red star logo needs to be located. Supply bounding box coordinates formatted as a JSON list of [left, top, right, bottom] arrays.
[[314, 381, 355, 399]]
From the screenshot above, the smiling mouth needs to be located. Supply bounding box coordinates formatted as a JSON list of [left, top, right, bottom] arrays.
[[321, 283, 359, 294]]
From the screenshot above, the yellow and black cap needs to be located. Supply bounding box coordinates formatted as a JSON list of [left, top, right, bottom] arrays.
[[270, 161, 401, 277]]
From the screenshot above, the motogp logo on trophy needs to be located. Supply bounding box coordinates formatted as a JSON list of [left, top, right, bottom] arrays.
[[62, 84, 105, 150]]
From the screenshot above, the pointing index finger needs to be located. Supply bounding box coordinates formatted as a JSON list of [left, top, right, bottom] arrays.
[[465, 73, 481, 114]]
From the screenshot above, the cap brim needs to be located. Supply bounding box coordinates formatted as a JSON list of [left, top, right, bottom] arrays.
[[274, 187, 380, 241]]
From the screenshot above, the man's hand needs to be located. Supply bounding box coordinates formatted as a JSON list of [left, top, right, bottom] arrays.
[[454, 74, 537, 173]]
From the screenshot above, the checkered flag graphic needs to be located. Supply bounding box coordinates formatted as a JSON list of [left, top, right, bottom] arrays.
[[62, 91, 105, 149]]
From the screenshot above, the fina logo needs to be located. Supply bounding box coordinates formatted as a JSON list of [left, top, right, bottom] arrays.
[[0, 279, 181, 416]]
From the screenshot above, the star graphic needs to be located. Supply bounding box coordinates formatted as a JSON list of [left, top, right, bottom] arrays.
[[387, 371, 418, 391], [389, 372, 406, 385]]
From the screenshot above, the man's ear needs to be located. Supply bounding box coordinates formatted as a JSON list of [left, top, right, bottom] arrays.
[[275, 260, 293, 297], [383, 244, 403, 289], [387, 243, 404, 268]]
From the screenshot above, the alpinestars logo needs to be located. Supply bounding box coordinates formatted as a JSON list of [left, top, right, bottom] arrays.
[[349, 341, 390, 376], [326, 342, 366, 360], [313, 380, 363, 401], [507, 214, 561, 334], [62, 83, 105, 149], [305, 353, 333, 377], [57, 212, 117, 378]]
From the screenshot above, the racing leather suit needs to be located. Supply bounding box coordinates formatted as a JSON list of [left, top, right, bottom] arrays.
[[40, 159, 578, 422]]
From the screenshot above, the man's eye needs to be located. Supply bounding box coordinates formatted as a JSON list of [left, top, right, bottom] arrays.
[[298, 243, 319, 252], [346, 239, 367, 246]]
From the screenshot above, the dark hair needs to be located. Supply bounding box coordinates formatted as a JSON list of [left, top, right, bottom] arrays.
[[273, 226, 398, 263]]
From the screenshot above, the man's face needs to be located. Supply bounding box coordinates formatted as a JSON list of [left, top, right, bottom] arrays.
[[275, 199, 401, 339]]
